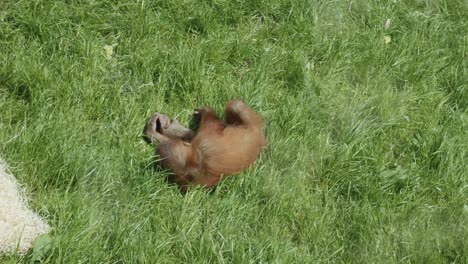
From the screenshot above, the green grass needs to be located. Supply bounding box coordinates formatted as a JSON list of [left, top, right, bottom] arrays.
[[1, 0, 467, 262]]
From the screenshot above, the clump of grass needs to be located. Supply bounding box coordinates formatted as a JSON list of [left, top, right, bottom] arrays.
[[1, 0, 467, 262]]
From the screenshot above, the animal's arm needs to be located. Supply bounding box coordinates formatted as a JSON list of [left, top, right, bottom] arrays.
[[188, 173, 221, 189], [193, 107, 225, 133], [144, 113, 194, 143], [163, 119, 194, 141]]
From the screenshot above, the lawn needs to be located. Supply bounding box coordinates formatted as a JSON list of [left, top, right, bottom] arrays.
[[0, 0, 467, 262]]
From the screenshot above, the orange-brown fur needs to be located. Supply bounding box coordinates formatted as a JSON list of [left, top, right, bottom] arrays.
[[144, 100, 265, 192]]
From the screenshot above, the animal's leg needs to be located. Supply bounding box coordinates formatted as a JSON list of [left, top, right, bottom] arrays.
[[225, 99, 262, 126]]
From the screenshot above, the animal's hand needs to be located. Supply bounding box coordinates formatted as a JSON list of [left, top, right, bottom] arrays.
[[193, 107, 214, 124]]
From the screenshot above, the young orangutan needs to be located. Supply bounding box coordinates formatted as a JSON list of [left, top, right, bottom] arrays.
[[144, 99, 266, 192]]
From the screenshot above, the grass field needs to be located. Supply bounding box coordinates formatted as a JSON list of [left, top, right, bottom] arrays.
[[1, 0, 467, 262]]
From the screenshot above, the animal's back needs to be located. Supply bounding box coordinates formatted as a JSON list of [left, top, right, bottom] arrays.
[[197, 125, 265, 176]]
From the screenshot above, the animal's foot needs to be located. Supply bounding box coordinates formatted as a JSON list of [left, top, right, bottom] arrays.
[[144, 113, 171, 143], [226, 100, 246, 115]]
